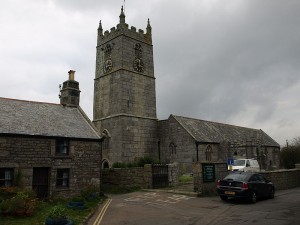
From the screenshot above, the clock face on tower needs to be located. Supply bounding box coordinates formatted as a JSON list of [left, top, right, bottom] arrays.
[[103, 59, 113, 73], [133, 58, 144, 73]]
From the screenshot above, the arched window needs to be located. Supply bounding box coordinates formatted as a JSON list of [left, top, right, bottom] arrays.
[[169, 142, 176, 155], [205, 145, 212, 162], [101, 129, 111, 150], [102, 159, 109, 168]]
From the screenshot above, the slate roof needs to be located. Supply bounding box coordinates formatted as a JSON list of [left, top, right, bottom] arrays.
[[0, 98, 100, 140], [172, 115, 279, 147]]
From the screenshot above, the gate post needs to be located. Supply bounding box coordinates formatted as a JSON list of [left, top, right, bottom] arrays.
[[144, 164, 153, 189], [193, 162, 201, 193]]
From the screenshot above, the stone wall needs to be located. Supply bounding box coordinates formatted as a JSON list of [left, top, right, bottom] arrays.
[[192, 161, 300, 196], [260, 169, 300, 190], [158, 117, 197, 174], [193, 162, 228, 196], [0, 136, 101, 198], [102, 165, 152, 189], [102, 163, 179, 190]]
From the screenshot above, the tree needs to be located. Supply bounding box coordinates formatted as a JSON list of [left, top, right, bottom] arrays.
[[280, 137, 300, 169]]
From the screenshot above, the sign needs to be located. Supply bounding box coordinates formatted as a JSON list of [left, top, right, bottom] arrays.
[[227, 158, 234, 165], [202, 163, 215, 183]]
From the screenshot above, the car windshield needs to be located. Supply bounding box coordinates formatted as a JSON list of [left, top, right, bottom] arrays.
[[223, 173, 251, 182], [234, 159, 245, 166]]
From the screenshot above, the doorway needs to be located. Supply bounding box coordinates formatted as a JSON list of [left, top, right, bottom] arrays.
[[32, 167, 49, 198]]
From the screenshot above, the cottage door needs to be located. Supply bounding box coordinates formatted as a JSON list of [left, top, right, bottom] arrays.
[[32, 167, 49, 198]]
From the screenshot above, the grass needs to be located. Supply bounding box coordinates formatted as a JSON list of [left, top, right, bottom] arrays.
[[179, 175, 193, 184], [0, 196, 105, 225]]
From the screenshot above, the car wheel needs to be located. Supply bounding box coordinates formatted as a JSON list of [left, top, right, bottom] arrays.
[[269, 188, 275, 199], [220, 195, 228, 201], [249, 192, 257, 204]]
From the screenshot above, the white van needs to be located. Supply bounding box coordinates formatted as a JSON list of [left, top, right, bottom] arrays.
[[231, 159, 260, 172]]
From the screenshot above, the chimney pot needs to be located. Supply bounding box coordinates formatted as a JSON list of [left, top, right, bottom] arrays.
[[68, 70, 76, 80]]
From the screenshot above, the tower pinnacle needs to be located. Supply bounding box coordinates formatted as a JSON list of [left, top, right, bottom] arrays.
[[98, 20, 103, 36], [146, 18, 152, 34], [119, 6, 126, 24]]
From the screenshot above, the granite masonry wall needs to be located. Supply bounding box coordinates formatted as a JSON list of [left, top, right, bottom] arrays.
[[192, 162, 300, 196], [0, 136, 101, 198], [260, 169, 300, 190], [102, 163, 179, 190]]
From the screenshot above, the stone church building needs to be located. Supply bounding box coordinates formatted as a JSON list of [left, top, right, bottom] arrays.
[[93, 7, 280, 173], [0, 7, 280, 197]]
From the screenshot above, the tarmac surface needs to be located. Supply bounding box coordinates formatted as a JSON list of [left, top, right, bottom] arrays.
[[85, 185, 300, 225]]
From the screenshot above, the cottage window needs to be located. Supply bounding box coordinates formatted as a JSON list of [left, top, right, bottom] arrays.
[[56, 139, 69, 155], [205, 145, 212, 162], [56, 169, 69, 188], [0, 168, 14, 187]]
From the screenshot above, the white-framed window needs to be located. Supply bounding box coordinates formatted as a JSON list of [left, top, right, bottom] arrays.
[[0, 168, 14, 187], [56, 139, 69, 155], [56, 169, 69, 188]]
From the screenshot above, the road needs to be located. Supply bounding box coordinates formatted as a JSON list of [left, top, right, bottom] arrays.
[[89, 187, 300, 225]]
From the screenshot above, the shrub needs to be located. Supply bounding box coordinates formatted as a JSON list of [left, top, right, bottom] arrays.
[[47, 205, 67, 220], [80, 184, 99, 201], [280, 146, 300, 169], [0, 190, 37, 216]]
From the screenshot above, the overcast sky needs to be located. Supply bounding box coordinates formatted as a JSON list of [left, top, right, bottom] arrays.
[[1, 0, 299, 146]]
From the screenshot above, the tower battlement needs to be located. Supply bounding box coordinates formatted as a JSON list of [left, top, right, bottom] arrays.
[[97, 6, 152, 45]]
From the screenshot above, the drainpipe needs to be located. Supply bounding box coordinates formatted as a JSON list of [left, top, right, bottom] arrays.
[[196, 142, 199, 162]]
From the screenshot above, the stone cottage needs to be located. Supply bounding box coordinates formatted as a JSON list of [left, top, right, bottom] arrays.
[[0, 71, 102, 198]]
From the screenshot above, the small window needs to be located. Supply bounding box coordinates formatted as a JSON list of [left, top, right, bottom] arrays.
[[0, 168, 14, 187], [56, 139, 69, 155], [169, 143, 176, 155], [205, 145, 212, 161], [56, 169, 69, 188]]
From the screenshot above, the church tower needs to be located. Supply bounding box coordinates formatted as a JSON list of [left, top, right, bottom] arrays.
[[93, 7, 157, 167]]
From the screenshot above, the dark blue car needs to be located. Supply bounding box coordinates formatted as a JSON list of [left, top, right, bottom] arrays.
[[217, 172, 275, 203]]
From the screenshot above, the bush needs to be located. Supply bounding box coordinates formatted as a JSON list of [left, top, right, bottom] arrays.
[[280, 146, 300, 169], [47, 205, 67, 220], [0, 190, 37, 216], [80, 184, 99, 201]]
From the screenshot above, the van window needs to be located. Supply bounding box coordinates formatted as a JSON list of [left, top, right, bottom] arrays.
[[246, 160, 250, 167], [234, 160, 245, 166]]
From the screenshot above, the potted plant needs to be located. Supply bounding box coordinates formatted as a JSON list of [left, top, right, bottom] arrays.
[[45, 205, 73, 225], [67, 196, 85, 209]]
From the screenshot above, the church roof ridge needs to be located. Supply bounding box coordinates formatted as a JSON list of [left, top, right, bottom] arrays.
[[170, 114, 279, 147], [171, 114, 260, 131]]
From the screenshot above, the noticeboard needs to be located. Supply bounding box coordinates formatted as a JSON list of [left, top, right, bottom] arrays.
[[202, 163, 215, 183]]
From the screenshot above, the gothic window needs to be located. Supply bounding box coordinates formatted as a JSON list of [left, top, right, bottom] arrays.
[[104, 44, 112, 56], [0, 168, 14, 187], [103, 44, 113, 73], [134, 43, 143, 58], [102, 159, 109, 168], [56, 169, 69, 188], [169, 143, 176, 155], [205, 145, 212, 162], [133, 43, 144, 72], [102, 138, 110, 149], [56, 139, 69, 155], [102, 129, 110, 150]]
